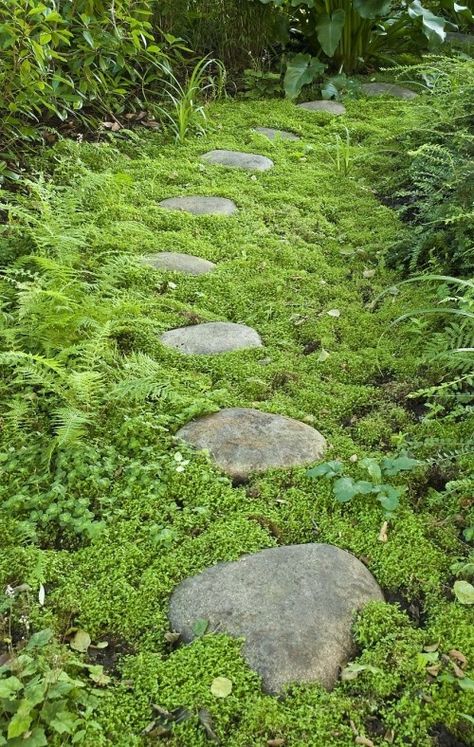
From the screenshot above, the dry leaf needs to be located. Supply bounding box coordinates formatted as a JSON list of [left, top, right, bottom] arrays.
[[384, 729, 395, 744], [198, 709, 218, 742], [451, 661, 466, 678], [349, 454, 358, 463], [426, 664, 441, 676], [355, 737, 375, 747], [378, 521, 389, 543], [267, 739, 285, 747], [70, 629, 91, 653], [327, 308, 341, 317], [164, 631, 180, 644], [448, 649, 467, 669], [423, 643, 439, 653], [317, 348, 331, 362], [210, 676, 232, 698], [38, 584, 45, 606], [363, 269, 376, 279]]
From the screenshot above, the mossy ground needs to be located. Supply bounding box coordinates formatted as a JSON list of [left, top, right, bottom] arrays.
[[1, 96, 473, 745]]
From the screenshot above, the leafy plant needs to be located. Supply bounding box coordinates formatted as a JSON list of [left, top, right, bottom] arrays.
[[243, 68, 283, 98], [307, 454, 420, 514], [156, 56, 226, 141]]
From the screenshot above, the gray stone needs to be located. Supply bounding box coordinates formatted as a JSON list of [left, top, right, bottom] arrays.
[[159, 196, 237, 216], [161, 322, 262, 355], [169, 543, 384, 692], [140, 252, 216, 276], [201, 150, 274, 171], [298, 100, 346, 115], [360, 82, 417, 100], [176, 407, 326, 481], [254, 127, 300, 141]]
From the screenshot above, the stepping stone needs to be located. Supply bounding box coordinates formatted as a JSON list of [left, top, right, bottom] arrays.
[[169, 543, 384, 692], [140, 252, 216, 276], [160, 322, 262, 355], [159, 196, 237, 216], [201, 150, 274, 171], [254, 127, 300, 141], [298, 101, 346, 115], [360, 82, 417, 100], [176, 407, 326, 481]]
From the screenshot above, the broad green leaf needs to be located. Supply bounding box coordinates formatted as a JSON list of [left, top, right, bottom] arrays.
[[307, 461, 343, 479], [453, 580, 474, 605], [49, 709, 77, 734], [284, 54, 326, 99], [381, 455, 420, 476], [8, 700, 32, 738], [27, 628, 53, 650], [210, 676, 232, 698], [70, 629, 91, 653], [192, 618, 209, 637], [82, 30, 95, 48], [378, 485, 403, 513], [353, 0, 391, 18], [354, 480, 377, 495], [22, 728, 47, 747], [316, 10, 345, 57], [360, 457, 382, 482], [333, 477, 358, 503], [458, 676, 474, 692], [0, 675, 23, 698], [408, 0, 446, 42]]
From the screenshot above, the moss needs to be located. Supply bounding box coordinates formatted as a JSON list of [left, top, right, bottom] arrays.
[[1, 95, 473, 745]]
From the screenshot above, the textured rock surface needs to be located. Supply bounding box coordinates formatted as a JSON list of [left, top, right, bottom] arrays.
[[254, 127, 300, 141], [201, 150, 274, 171], [176, 407, 326, 480], [159, 196, 238, 216], [169, 543, 384, 692], [360, 82, 417, 99], [140, 252, 216, 275], [298, 101, 346, 115], [160, 322, 262, 355]]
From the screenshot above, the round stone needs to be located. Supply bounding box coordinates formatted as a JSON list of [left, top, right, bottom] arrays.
[[176, 407, 326, 481], [201, 150, 274, 171], [160, 322, 262, 355], [140, 252, 216, 276], [360, 82, 417, 100], [168, 543, 384, 692], [159, 196, 237, 216], [298, 100, 346, 115], [254, 127, 300, 141]]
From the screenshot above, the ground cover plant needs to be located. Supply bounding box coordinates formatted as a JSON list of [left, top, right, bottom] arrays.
[[0, 46, 473, 747]]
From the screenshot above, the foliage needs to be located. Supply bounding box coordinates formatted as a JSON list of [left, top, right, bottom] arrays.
[[156, 56, 226, 141], [307, 454, 421, 514], [0, 588, 104, 745], [257, 0, 456, 80], [242, 68, 283, 98], [0, 0, 188, 180]]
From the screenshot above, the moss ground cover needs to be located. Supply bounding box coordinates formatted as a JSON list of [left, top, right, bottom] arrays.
[[0, 95, 472, 745]]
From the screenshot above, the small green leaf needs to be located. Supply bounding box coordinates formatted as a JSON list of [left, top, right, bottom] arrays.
[[378, 485, 403, 513], [49, 709, 77, 734], [82, 30, 94, 48], [70, 629, 91, 652], [333, 477, 358, 503], [307, 461, 343, 479], [381, 455, 420, 476], [458, 675, 474, 692], [192, 618, 209, 637], [360, 457, 382, 482], [0, 675, 23, 698], [210, 676, 232, 698], [453, 580, 474, 605], [27, 628, 53, 650]]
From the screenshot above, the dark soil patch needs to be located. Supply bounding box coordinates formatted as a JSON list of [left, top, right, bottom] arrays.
[[431, 724, 469, 747], [87, 635, 134, 675], [384, 589, 427, 627]]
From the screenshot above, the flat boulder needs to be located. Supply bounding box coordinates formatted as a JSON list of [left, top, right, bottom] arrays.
[[298, 101, 346, 115], [160, 322, 262, 355], [140, 252, 216, 276], [176, 407, 326, 481], [201, 150, 274, 171], [360, 82, 417, 100], [159, 196, 237, 216], [169, 543, 384, 692], [254, 127, 300, 141]]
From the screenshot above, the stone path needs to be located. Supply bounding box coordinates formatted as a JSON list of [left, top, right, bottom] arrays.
[[176, 408, 326, 482], [161, 86, 412, 690], [201, 149, 274, 171], [298, 100, 346, 115], [360, 82, 417, 99], [160, 322, 262, 355], [169, 543, 384, 692], [140, 252, 216, 275], [159, 196, 238, 216], [254, 127, 300, 141]]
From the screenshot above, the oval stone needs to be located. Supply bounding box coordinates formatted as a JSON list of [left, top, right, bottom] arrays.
[[298, 101, 346, 115], [168, 543, 384, 692], [201, 150, 274, 171], [140, 252, 216, 276], [254, 127, 300, 141], [160, 322, 262, 355], [176, 407, 326, 481], [159, 196, 238, 216], [360, 82, 417, 100]]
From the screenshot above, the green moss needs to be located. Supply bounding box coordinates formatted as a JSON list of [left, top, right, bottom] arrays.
[[1, 95, 472, 745]]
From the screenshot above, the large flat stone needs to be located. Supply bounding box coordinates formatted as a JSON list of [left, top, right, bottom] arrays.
[[169, 543, 384, 692], [160, 322, 262, 355], [298, 101, 346, 115], [201, 150, 274, 171], [140, 252, 216, 276], [254, 127, 300, 141], [176, 407, 326, 481], [159, 196, 237, 216], [360, 82, 417, 100]]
